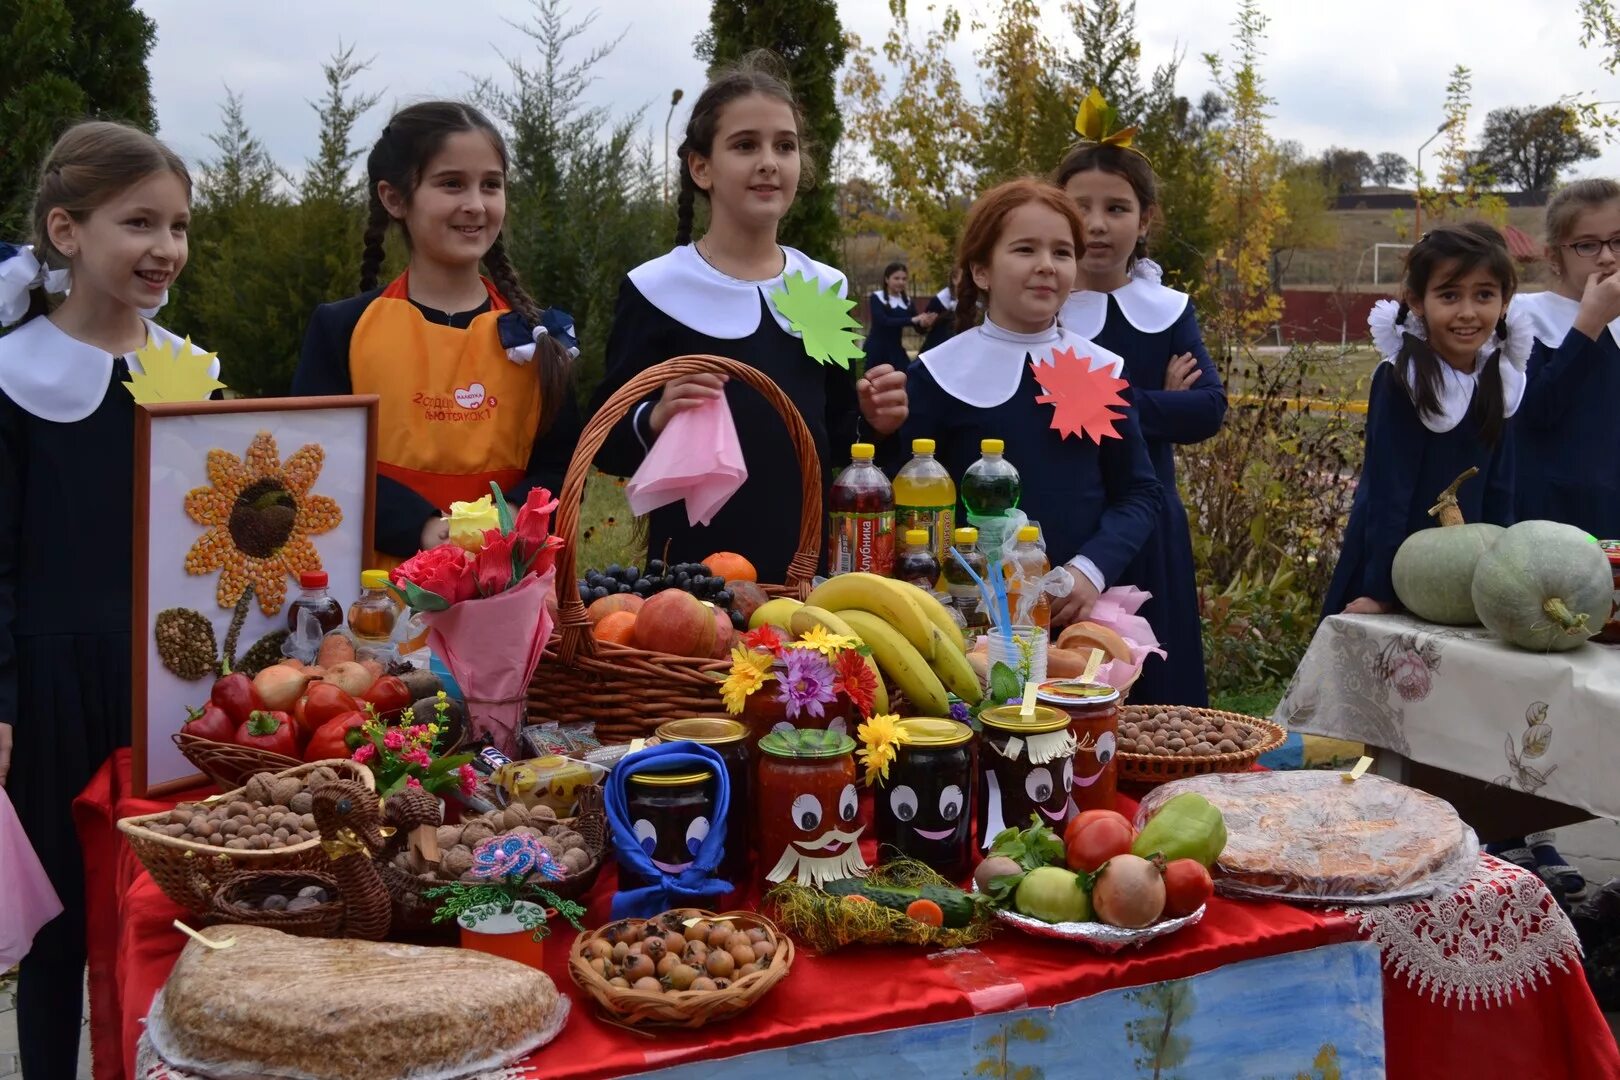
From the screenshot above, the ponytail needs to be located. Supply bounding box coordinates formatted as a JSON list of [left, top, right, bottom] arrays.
[[484, 236, 574, 436]]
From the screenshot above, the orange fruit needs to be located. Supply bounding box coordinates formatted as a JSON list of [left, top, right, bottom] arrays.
[[705, 551, 757, 583], [593, 610, 639, 646]]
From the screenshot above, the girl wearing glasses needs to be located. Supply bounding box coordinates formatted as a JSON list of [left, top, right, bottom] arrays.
[[1511, 179, 1620, 540]]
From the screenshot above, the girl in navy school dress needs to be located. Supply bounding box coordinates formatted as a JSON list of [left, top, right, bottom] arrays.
[[0, 121, 219, 1078], [1322, 223, 1526, 621], [919, 268, 961, 353], [1057, 140, 1227, 706], [591, 53, 908, 583], [900, 178, 1162, 627], [862, 261, 925, 369]]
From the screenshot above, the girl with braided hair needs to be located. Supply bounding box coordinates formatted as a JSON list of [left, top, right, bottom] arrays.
[[1321, 223, 1528, 619], [589, 52, 908, 582], [292, 101, 580, 567]]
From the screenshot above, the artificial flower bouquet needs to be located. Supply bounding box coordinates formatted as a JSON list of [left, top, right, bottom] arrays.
[[389, 486, 566, 755], [350, 694, 478, 799], [426, 832, 587, 942], [720, 624, 880, 736]]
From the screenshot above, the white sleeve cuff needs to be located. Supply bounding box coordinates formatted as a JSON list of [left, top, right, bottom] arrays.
[[632, 401, 653, 453], [1065, 555, 1105, 594]]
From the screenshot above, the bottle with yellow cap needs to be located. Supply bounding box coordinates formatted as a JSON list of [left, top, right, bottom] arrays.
[[348, 569, 401, 646], [1004, 524, 1051, 629], [942, 526, 990, 630], [962, 437, 1021, 560], [829, 442, 895, 575], [893, 528, 942, 590], [893, 437, 956, 571]]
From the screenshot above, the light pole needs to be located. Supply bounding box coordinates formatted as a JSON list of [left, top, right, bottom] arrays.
[[663, 89, 684, 204], [1414, 118, 1454, 239]]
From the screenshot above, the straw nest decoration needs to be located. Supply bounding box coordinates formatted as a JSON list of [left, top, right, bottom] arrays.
[[762, 858, 996, 953]]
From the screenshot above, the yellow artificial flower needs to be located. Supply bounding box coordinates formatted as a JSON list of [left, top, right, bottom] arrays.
[[721, 646, 777, 714], [790, 626, 860, 658], [447, 495, 501, 552], [856, 713, 902, 787]]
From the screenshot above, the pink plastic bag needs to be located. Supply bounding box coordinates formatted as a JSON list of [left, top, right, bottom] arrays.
[[625, 396, 747, 526], [1086, 585, 1167, 692], [0, 784, 62, 968]]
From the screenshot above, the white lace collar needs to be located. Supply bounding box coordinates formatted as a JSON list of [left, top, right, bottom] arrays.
[[872, 290, 910, 310], [0, 316, 218, 423], [1367, 298, 1530, 433], [1059, 258, 1188, 338], [627, 244, 848, 341], [934, 287, 957, 311], [1510, 289, 1620, 348], [919, 317, 1125, 408]]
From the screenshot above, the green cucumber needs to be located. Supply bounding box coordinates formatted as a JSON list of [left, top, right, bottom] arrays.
[[822, 879, 980, 928]]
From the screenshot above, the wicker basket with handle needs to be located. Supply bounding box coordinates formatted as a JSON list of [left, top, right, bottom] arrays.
[[528, 355, 825, 740]]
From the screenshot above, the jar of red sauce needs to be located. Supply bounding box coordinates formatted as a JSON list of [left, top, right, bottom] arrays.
[[756, 729, 867, 891], [1036, 680, 1121, 814], [1599, 541, 1620, 645], [656, 717, 752, 887]]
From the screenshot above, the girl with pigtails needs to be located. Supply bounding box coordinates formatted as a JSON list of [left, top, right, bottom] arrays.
[[292, 101, 581, 568], [589, 51, 908, 583], [1322, 223, 1527, 619]]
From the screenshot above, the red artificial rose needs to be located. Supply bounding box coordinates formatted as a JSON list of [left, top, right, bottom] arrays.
[[513, 487, 562, 572], [474, 528, 518, 596], [392, 544, 477, 606]]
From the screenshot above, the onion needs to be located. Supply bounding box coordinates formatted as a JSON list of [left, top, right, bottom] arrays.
[[1091, 854, 1166, 929], [252, 664, 310, 710], [323, 661, 374, 697]]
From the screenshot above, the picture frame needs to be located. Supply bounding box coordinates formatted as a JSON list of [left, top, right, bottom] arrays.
[[132, 396, 378, 796]]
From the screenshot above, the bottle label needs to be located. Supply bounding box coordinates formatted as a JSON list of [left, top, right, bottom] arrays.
[[947, 584, 988, 627], [897, 503, 956, 567], [830, 511, 895, 575]]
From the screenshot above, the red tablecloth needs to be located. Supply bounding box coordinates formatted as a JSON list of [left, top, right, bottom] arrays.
[[78, 750, 1620, 1080]]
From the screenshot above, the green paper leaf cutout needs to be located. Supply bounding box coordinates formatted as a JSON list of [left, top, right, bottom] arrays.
[[769, 270, 865, 369]]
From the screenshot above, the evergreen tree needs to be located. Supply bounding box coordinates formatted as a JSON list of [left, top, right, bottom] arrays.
[[975, 0, 1075, 186], [1062, 0, 1144, 119], [695, 0, 847, 264], [0, 0, 156, 237]]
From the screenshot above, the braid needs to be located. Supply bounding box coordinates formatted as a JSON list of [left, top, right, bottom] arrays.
[[1394, 300, 1410, 326], [953, 265, 982, 334], [674, 153, 697, 246], [484, 236, 573, 436], [1476, 342, 1507, 447], [1495, 314, 1508, 341], [359, 196, 389, 292]]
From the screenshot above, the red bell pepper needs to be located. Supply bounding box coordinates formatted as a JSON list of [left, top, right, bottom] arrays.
[[305, 710, 369, 762], [236, 711, 299, 758], [182, 702, 237, 743], [359, 675, 411, 719], [210, 672, 261, 726], [294, 682, 360, 741]]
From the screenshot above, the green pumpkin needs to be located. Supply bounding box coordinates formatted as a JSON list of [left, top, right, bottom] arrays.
[[1391, 467, 1502, 625], [1471, 520, 1612, 652]]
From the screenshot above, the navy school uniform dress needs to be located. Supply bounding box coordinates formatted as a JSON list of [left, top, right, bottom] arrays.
[[897, 318, 1163, 612], [1510, 290, 1620, 540], [1321, 301, 1527, 619], [920, 287, 959, 354], [1061, 265, 1226, 705], [590, 244, 864, 584], [0, 314, 220, 1076], [863, 290, 914, 370]]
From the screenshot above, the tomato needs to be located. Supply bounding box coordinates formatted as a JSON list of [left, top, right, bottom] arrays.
[[235, 711, 299, 757], [1063, 809, 1134, 852], [359, 675, 412, 719], [294, 682, 360, 741], [181, 702, 237, 743], [305, 711, 368, 762], [1161, 858, 1214, 918], [1064, 814, 1136, 874]]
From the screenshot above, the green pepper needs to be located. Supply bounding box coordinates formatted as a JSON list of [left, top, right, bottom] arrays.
[[1132, 793, 1227, 869]]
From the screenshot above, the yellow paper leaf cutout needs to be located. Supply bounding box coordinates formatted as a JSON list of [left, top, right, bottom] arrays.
[[125, 336, 225, 404]]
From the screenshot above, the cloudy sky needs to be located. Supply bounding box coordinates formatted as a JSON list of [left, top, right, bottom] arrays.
[[134, 0, 1619, 185]]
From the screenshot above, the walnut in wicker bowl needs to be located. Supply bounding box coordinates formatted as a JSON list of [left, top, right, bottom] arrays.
[[568, 908, 793, 1028]]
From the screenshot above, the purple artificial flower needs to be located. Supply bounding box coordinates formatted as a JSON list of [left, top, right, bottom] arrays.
[[950, 700, 971, 722], [776, 648, 840, 719]]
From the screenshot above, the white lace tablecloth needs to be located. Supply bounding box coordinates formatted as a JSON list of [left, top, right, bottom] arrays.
[[1335, 854, 1584, 1009], [1276, 613, 1620, 820]]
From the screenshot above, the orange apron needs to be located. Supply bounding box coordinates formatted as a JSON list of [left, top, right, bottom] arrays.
[[350, 273, 543, 569]]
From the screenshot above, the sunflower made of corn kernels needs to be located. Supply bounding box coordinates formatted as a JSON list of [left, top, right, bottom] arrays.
[[184, 431, 342, 615]]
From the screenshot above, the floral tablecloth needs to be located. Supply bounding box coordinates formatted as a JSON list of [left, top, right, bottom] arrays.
[[1276, 614, 1620, 820]]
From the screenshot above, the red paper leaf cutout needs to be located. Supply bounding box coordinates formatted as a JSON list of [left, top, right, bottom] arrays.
[[1032, 345, 1130, 442]]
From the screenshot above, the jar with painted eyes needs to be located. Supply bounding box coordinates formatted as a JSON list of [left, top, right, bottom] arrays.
[[757, 729, 867, 892], [655, 717, 753, 888], [976, 705, 1077, 850], [1036, 680, 1120, 815], [618, 768, 715, 892], [876, 718, 975, 882]]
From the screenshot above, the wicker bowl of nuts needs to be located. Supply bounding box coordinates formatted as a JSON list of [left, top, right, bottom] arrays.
[[1114, 706, 1286, 784]]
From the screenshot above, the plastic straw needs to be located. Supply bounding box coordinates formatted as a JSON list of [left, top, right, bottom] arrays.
[[986, 557, 1014, 637], [948, 546, 1005, 635]]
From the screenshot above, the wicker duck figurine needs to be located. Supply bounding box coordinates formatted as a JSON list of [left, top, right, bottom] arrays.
[[311, 780, 393, 941], [383, 786, 445, 873]]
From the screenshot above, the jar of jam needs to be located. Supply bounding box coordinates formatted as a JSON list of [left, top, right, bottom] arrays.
[[286, 571, 344, 635], [1036, 680, 1120, 814], [876, 718, 975, 881], [656, 718, 752, 888], [348, 569, 401, 645], [1598, 541, 1620, 645], [977, 704, 1076, 850], [757, 729, 867, 891], [617, 767, 715, 892]]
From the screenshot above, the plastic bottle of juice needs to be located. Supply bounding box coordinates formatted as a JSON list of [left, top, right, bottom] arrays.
[[829, 443, 895, 575], [962, 439, 1022, 561], [348, 570, 402, 658], [893, 529, 941, 591], [1004, 525, 1051, 629], [893, 438, 956, 570], [942, 527, 989, 631]]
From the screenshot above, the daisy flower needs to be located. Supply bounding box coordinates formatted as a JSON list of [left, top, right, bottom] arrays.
[[790, 625, 860, 657], [833, 647, 877, 718], [776, 647, 839, 719], [857, 713, 902, 786], [721, 645, 777, 714]]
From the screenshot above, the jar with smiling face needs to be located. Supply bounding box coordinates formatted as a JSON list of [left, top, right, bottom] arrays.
[[618, 768, 716, 891], [757, 729, 865, 892], [1036, 681, 1120, 814], [977, 705, 1076, 850], [875, 718, 975, 882]]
